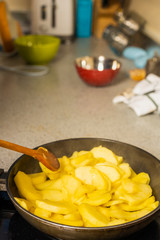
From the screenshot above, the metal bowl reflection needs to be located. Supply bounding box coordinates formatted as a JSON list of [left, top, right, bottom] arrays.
[[75, 56, 121, 86]]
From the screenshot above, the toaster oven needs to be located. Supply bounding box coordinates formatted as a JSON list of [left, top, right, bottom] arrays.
[[31, 0, 75, 39]]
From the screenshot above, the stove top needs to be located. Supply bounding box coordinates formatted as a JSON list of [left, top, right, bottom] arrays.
[[0, 191, 160, 240]]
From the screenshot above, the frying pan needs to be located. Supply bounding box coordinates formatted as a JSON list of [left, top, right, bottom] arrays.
[[5, 138, 160, 240]]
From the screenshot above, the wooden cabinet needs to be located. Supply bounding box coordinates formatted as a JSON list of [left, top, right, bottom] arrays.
[[92, 0, 121, 38]]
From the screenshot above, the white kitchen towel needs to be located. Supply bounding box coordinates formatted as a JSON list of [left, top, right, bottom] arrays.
[[133, 74, 160, 95], [113, 73, 160, 116]]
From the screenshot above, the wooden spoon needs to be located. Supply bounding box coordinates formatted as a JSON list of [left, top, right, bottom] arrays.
[[0, 139, 60, 171]]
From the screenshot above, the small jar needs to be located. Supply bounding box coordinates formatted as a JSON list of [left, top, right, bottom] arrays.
[[146, 53, 160, 76]]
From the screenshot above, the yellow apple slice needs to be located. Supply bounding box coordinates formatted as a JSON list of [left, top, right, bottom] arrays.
[[71, 152, 96, 167], [91, 146, 118, 165], [103, 199, 124, 207], [41, 189, 64, 201], [95, 165, 121, 183], [121, 179, 138, 194], [51, 217, 83, 226], [119, 196, 156, 211], [28, 172, 47, 185], [36, 200, 76, 214], [79, 203, 109, 227], [14, 171, 42, 201], [119, 163, 132, 178], [63, 211, 82, 220], [84, 191, 111, 206], [115, 183, 152, 205], [39, 162, 61, 180], [61, 175, 82, 196], [34, 207, 52, 219], [132, 172, 150, 184], [35, 178, 63, 191], [14, 197, 35, 212], [58, 156, 75, 175], [75, 166, 110, 190], [72, 184, 95, 205], [107, 219, 126, 226]]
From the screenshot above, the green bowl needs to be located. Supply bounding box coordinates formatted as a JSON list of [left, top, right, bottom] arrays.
[[15, 35, 60, 65]]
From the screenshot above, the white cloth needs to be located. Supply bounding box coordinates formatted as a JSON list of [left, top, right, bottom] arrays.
[[113, 74, 160, 116]]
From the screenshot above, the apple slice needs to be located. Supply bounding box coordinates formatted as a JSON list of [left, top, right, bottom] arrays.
[[95, 165, 121, 183], [78, 203, 109, 227], [36, 200, 76, 214], [132, 172, 150, 184], [51, 217, 83, 226], [39, 162, 61, 180], [35, 178, 63, 191], [14, 197, 35, 212], [75, 166, 110, 190], [119, 163, 132, 178], [14, 171, 42, 201], [84, 190, 111, 206], [41, 189, 64, 201], [61, 175, 82, 196], [34, 207, 52, 219], [91, 146, 119, 165], [119, 196, 156, 211], [71, 152, 96, 167], [28, 172, 47, 185]]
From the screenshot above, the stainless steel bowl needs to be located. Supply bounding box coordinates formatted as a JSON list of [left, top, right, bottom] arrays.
[[103, 25, 129, 55], [76, 56, 120, 70], [75, 56, 121, 86]]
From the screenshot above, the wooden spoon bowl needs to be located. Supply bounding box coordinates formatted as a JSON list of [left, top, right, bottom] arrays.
[[0, 139, 60, 171]]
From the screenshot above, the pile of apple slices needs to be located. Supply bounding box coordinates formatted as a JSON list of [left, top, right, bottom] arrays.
[[14, 146, 159, 227]]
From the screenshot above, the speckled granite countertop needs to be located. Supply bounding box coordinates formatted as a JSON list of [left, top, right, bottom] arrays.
[[0, 37, 160, 171]]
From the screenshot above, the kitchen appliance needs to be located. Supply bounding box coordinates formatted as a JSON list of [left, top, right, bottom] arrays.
[[0, 138, 160, 240], [31, 0, 75, 41]]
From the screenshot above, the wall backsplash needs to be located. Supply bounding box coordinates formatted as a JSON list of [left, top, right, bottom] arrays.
[[5, 0, 31, 12], [4, 0, 160, 44], [127, 0, 160, 44]]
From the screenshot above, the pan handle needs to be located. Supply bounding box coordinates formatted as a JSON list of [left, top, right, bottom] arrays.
[[0, 169, 7, 191]]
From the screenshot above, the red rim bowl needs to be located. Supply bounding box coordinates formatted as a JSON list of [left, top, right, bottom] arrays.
[[75, 56, 121, 87]]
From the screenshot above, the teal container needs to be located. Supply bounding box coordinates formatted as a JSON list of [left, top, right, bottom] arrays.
[[76, 0, 93, 38]]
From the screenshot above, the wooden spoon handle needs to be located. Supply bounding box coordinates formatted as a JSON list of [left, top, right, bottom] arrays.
[[0, 139, 38, 158], [0, 139, 60, 171]]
